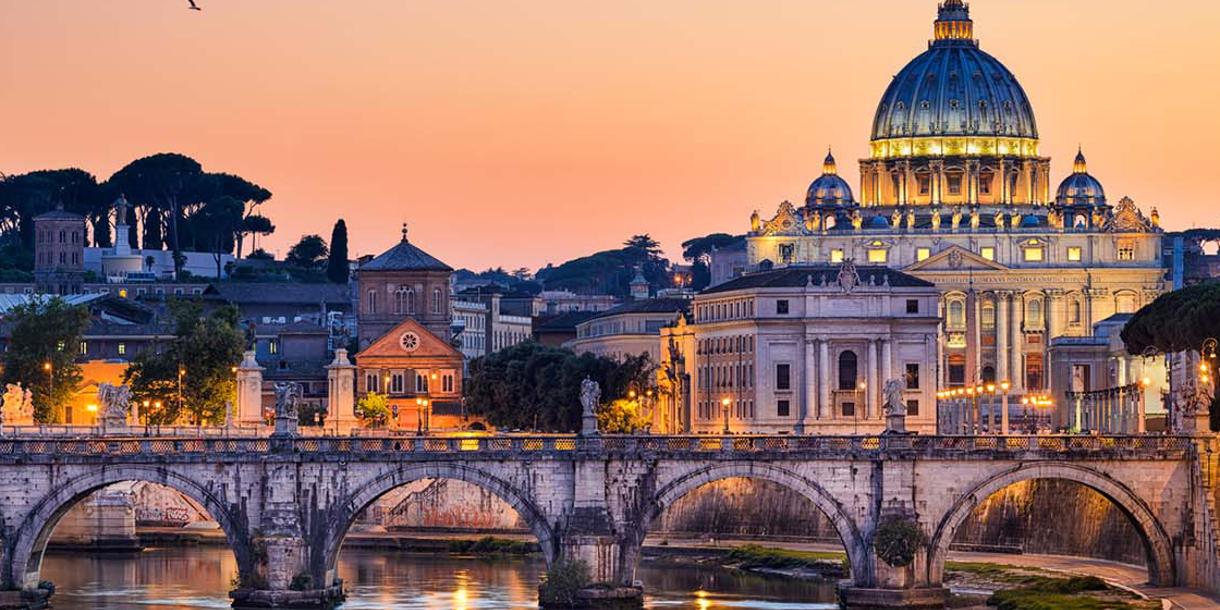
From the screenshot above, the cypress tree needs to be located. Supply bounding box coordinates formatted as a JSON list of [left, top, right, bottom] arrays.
[[326, 219, 350, 283]]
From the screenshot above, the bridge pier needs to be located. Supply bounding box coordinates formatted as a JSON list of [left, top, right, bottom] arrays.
[[229, 535, 343, 609]]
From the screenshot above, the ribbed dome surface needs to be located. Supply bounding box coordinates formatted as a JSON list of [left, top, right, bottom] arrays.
[[806, 151, 855, 207], [872, 45, 1038, 142], [1056, 149, 1107, 207]]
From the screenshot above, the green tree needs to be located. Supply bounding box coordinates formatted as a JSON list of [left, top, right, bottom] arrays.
[[327, 219, 349, 283], [596, 398, 649, 434], [192, 196, 245, 277], [286, 234, 328, 269], [124, 301, 245, 425], [0, 298, 91, 422], [465, 342, 654, 432], [1122, 281, 1220, 430], [357, 392, 391, 428], [107, 153, 206, 265]]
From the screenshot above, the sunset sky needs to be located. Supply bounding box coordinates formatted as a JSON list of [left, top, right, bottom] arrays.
[[3, 0, 1218, 271]]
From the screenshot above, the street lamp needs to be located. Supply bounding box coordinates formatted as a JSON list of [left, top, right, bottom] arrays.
[[43, 362, 53, 411], [177, 367, 186, 424], [855, 381, 866, 435], [1000, 380, 1012, 435], [721, 396, 731, 434], [415, 397, 431, 435]]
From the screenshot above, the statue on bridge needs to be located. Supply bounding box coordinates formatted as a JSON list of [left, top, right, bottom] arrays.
[[883, 379, 909, 435], [273, 382, 302, 437], [2, 383, 36, 429], [580, 377, 601, 436], [97, 383, 134, 430]]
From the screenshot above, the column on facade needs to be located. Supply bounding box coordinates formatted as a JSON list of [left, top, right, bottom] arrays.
[[937, 300, 947, 388], [971, 292, 983, 382], [819, 339, 831, 420], [802, 338, 815, 432], [867, 339, 880, 420], [1043, 291, 1057, 388], [996, 292, 1010, 384], [881, 339, 894, 392], [965, 291, 979, 385], [1010, 293, 1025, 393]]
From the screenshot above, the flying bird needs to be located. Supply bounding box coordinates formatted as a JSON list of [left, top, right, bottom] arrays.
[[187, 0, 202, 10]]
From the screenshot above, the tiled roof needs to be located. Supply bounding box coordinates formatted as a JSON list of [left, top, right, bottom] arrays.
[[533, 311, 598, 332], [359, 239, 452, 272], [205, 283, 352, 306], [588, 298, 690, 321], [701, 265, 934, 294]]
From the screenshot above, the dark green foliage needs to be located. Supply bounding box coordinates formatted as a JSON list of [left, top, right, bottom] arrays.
[[534, 233, 670, 298], [681, 233, 744, 263], [726, 544, 847, 571], [0, 298, 90, 422], [873, 517, 927, 568], [538, 560, 591, 608], [286, 234, 329, 270], [447, 537, 538, 555], [327, 219, 349, 283], [465, 342, 654, 432], [987, 576, 1130, 610], [123, 301, 245, 425], [0, 169, 105, 258], [1122, 281, 1220, 429]]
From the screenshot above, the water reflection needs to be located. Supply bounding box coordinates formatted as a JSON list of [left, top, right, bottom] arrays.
[[42, 547, 838, 609]]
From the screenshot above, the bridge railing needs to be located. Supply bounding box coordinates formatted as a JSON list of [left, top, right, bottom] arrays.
[[0, 434, 1197, 459]]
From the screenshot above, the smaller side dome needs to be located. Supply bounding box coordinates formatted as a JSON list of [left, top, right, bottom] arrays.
[[1056, 148, 1107, 207], [806, 149, 856, 207], [1020, 214, 1041, 228]]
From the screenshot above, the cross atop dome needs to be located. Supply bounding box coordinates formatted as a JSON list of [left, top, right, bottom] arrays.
[[934, 0, 974, 43], [401, 222, 409, 242]]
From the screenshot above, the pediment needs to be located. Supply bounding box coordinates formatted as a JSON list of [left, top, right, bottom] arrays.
[[905, 245, 1008, 272], [356, 317, 461, 360]]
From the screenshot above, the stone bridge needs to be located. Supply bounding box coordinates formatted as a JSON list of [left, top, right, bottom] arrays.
[[0, 432, 1217, 609]]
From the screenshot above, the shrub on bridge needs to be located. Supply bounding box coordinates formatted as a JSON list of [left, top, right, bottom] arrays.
[[538, 559, 592, 607], [873, 517, 927, 568]]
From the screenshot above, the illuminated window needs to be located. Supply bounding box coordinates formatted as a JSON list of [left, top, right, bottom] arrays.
[[269, 340, 279, 355], [947, 174, 962, 195], [1067, 246, 1083, 262], [1118, 246, 1135, 261], [947, 300, 966, 330], [1023, 247, 1044, 262], [118, 343, 126, 356], [917, 175, 931, 195], [830, 249, 845, 263], [916, 248, 931, 262], [867, 249, 888, 264], [79, 341, 88, 355], [980, 247, 995, 261]]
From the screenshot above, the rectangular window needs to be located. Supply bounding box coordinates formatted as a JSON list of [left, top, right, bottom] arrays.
[[118, 343, 126, 356], [842, 402, 856, 417], [916, 247, 931, 262], [980, 247, 995, 261], [905, 363, 921, 389], [443, 373, 456, 393], [269, 340, 279, 355], [390, 372, 405, 394], [775, 364, 791, 391], [947, 175, 962, 195], [906, 299, 920, 314], [777, 400, 791, 418], [867, 249, 888, 264], [1067, 246, 1083, 262], [917, 175, 931, 195], [416, 373, 429, 393], [949, 363, 966, 385], [366, 373, 380, 393], [1023, 247, 1044, 262], [1118, 247, 1135, 261], [776, 300, 790, 315], [79, 341, 88, 355], [906, 399, 920, 417], [830, 249, 845, 263]]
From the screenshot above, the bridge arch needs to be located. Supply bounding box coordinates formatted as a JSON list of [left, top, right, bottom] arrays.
[[4, 466, 253, 591], [927, 462, 1175, 587], [316, 462, 557, 587], [625, 463, 871, 585]]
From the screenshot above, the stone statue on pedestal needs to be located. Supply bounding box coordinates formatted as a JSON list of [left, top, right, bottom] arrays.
[[97, 383, 133, 431], [273, 382, 302, 437], [883, 379, 909, 435], [580, 377, 601, 436]]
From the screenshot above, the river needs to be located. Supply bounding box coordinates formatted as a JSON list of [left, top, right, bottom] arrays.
[[42, 546, 840, 609]]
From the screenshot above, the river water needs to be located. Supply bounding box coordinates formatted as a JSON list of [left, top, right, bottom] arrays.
[[42, 547, 839, 609]]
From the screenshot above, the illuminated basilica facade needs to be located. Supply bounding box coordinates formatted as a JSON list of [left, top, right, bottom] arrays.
[[661, 1, 1167, 434]]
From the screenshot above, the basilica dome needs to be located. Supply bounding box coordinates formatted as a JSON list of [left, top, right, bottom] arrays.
[[1056, 149, 1107, 207], [871, 0, 1038, 145], [806, 150, 855, 207]]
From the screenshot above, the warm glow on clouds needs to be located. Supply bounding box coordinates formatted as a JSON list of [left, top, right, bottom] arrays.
[[3, 0, 1219, 270]]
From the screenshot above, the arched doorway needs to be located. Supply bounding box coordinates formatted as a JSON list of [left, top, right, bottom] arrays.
[[317, 463, 557, 592], [6, 468, 252, 594], [927, 463, 1175, 587]]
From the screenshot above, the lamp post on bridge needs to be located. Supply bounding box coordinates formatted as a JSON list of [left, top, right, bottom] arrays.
[[721, 396, 731, 434]]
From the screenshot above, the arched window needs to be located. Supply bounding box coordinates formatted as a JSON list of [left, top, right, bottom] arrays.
[[432, 288, 443, 314], [1026, 298, 1044, 329], [366, 289, 377, 314], [981, 302, 996, 330], [406, 289, 416, 314], [1116, 293, 1137, 315], [947, 300, 966, 330], [394, 287, 408, 315], [982, 366, 996, 383], [1070, 298, 1083, 325], [838, 351, 859, 391]]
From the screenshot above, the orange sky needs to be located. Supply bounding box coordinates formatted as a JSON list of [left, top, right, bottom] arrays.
[[3, 0, 1219, 271]]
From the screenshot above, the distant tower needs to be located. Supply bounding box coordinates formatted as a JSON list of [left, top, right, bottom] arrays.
[[630, 269, 650, 300], [33, 205, 86, 295]]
